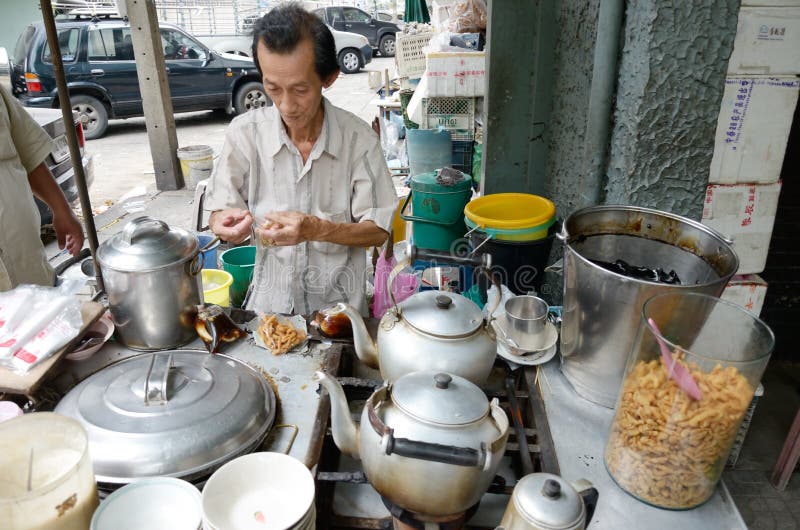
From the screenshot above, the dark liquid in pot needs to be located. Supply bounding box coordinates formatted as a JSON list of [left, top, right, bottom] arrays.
[[591, 258, 682, 285]]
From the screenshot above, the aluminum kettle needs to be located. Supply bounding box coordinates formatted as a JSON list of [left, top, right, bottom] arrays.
[[499, 473, 598, 530]]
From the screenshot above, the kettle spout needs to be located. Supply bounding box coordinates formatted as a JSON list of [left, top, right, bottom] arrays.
[[315, 371, 360, 459], [324, 303, 378, 369]]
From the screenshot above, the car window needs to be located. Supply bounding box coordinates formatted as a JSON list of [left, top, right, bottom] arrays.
[[13, 26, 36, 65], [312, 8, 325, 21], [88, 28, 135, 61], [42, 28, 80, 63], [343, 8, 371, 23], [160, 29, 206, 61]]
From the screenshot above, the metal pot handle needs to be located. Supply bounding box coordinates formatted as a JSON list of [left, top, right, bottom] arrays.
[[144, 353, 173, 405], [122, 216, 170, 245], [189, 254, 203, 276], [365, 387, 488, 468]]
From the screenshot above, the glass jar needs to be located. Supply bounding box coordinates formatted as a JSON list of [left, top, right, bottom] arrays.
[[604, 292, 774, 510]]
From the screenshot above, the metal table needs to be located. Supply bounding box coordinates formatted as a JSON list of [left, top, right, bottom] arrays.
[[49, 337, 341, 468], [537, 360, 748, 529]]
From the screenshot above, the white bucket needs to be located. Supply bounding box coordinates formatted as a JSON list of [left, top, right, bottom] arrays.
[[177, 145, 214, 190]]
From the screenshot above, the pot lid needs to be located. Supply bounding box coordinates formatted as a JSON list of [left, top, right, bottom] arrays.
[[391, 372, 488, 425], [54, 350, 275, 484], [513, 473, 585, 529], [401, 291, 483, 338], [97, 216, 199, 272]]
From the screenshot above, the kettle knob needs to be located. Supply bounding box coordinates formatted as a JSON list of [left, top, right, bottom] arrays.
[[435, 295, 453, 309], [542, 479, 561, 499], [434, 373, 452, 389]]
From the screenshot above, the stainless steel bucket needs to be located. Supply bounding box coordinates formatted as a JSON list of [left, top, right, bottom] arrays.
[[558, 205, 738, 407]]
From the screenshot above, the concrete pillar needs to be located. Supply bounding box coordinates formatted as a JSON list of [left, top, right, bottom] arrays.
[[125, 0, 184, 190], [603, 0, 740, 219]]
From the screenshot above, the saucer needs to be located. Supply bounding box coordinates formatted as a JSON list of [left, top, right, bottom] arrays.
[[494, 320, 559, 366]]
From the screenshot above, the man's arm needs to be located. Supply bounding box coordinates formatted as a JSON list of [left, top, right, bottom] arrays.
[[27, 162, 84, 256], [256, 211, 387, 248]]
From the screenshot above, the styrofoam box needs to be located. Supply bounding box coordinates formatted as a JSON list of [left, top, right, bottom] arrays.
[[424, 51, 486, 97], [701, 182, 782, 274], [728, 7, 800, 74], [721, 274, 768, 316], [710, 76, 800, 184]]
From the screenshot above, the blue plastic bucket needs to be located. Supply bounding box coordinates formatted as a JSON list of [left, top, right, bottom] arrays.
[[197, 234, 220, 269]]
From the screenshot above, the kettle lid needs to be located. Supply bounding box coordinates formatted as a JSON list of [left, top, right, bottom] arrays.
[[513, 473, 586, 529], [391, 371, 489, 425], [401, 290, 483, 338]]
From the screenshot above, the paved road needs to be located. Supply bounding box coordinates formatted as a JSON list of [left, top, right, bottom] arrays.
[[86, 56, 393, 209]]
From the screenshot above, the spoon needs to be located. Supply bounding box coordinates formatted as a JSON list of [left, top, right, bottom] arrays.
[[648, 318, 702, 401]]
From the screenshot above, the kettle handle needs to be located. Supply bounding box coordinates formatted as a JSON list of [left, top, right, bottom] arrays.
[[572, 478, 599, 526], [122, 216, 170, 245]]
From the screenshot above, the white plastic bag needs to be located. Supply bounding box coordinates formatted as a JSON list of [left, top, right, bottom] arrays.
[[0, 281, 84, 374], [482, 283, 515, 320]]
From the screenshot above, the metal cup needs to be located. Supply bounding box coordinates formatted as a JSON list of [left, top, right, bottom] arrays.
[[504, 295, 549, 351]]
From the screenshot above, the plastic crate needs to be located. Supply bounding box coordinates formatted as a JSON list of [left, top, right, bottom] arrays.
[[421, 97, 475, 131], [399, 89, 419, 129], [396, 32, 434, 79], [451, 139, 474, 175]]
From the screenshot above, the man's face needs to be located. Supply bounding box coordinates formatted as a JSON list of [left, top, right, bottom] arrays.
[[257, 38, 336, 132]]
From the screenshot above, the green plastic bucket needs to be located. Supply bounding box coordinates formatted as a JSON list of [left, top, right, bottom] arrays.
[[400, 171, 472, 251], [219, 246, 256, 308]]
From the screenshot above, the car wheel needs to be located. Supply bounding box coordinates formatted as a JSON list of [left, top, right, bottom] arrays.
[[338, 49, 361, 74], [234, 81, 271, 114], [379, 35, 395, 57], [71, 94, 108, 140]]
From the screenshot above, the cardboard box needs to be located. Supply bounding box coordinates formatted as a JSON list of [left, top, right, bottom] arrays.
[[728, 7, 800, 74], [710, 76, 800, 184], [721, 274, 768, 316], [424, 51, 486, 97], [701, 182, 782, 274]]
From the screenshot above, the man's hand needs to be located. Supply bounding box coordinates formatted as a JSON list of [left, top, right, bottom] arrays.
[[53, 210, 84, 257], [256, 211, 315, 246], [209, 208, 254, 244]]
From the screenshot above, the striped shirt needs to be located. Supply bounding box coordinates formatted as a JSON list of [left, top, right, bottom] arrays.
[[204, 97, 396, 315]]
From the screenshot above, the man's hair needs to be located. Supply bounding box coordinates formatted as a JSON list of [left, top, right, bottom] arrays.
[[251, 3, 339, 80]]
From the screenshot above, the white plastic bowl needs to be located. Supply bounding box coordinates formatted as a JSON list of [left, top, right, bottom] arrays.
[[91, 477, 202, 530], [202, 452, 315, 530]]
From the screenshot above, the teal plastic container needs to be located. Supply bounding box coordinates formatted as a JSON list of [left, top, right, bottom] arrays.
[[400, 171, 473, 251], [219, 246, 256, 308]]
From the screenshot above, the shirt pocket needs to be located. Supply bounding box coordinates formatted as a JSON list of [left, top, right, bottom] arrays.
[[310, 210, 349, 256]]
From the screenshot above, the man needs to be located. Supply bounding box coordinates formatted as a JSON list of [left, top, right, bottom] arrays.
[[206, 3, 396, 315], [0, 84, 84, 291]]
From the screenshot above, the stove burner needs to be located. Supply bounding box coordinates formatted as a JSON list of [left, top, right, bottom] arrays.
[[381, 497, 480, 530]]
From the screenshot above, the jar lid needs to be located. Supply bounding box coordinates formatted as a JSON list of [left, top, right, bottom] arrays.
[[401, 291, 483, 338], [391, 371, 488, 426], [411, 170, 473, 193], [54, 351, 275, 484], [97, 216, 199, 272], [513, 473, 585, 529]]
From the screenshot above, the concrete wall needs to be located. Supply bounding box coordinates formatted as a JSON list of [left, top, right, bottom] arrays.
[[0, 1, 41, 54], [604, 0, 740, 220]]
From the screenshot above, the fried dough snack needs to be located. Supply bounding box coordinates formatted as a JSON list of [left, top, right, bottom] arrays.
[[605, 354, 753, 509], [257, 314, 307, 355]]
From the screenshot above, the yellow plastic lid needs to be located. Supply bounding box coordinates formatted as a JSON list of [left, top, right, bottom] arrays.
[[464, 193, 556, 229]]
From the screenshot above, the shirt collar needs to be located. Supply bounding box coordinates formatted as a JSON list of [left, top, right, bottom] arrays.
[[266, 97, 342, 159]]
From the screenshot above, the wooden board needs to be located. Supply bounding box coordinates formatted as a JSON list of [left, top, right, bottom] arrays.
[[0, 301, 105, 396]]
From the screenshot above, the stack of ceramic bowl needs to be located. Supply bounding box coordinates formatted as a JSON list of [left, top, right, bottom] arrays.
[[202, 452, 315, 530], [91, 477, 202, 529]]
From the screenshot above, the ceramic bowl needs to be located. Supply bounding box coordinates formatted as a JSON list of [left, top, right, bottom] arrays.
[[91, 477, 202, 530], [66, 312, 114, 361], [202, 452, 315, 530]]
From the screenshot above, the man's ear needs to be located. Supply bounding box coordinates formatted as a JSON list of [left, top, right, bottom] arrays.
[[322, 70, 340, 89]]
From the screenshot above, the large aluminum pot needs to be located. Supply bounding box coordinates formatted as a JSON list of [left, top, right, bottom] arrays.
[[97, 216, 202, 350], [559, 205, 738, 407], [317, 370, 509, 516]]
